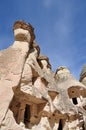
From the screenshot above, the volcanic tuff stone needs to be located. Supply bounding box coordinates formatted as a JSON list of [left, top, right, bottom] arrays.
[[0, 20, 86, 130]]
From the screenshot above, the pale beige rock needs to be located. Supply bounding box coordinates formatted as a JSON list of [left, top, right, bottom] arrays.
[[0, 20, 35, 129], [0, 20, 86, 130], [0, 43, 29, 125], [20, 42, 40, 95], [1, 109, 23, 130]]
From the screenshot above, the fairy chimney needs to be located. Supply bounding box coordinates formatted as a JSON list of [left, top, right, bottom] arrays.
[[38, 55, 51, 69], [0, 20, 86, 130], [55, 66, 86, 106]]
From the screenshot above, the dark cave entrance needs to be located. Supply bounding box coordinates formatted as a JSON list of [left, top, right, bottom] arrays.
[[72, 97, 78, 105], [58, 119, 63, 130], [24, 104, 30, 127]]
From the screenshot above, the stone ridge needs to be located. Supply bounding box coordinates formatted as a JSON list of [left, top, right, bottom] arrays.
[[0, 20, 86, 130]]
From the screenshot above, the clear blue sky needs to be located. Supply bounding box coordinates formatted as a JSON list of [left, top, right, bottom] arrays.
[[0, 0, 86, 79]]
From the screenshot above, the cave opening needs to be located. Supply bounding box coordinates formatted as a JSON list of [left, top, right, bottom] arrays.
[[24, 104, 30, 127], [72, 97, 78, 105], [58, 119, 63, 130]]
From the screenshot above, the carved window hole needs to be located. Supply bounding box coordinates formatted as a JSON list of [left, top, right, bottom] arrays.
[[72, 90, 74, 93], [72, 97, 78, 105], [82, 123, 85, 130]]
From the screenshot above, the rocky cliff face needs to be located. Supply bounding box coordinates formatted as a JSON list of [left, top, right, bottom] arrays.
[[0, 20, 86, 130]]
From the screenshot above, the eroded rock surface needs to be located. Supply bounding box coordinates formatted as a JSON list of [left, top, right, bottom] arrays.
[[0, 20, 86, 130]]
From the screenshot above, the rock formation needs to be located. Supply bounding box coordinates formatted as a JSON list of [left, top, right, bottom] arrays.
[[0, 20, 86, 130]]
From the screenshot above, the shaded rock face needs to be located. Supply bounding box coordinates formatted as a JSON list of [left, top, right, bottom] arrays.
[[0, 20, 86, 130]]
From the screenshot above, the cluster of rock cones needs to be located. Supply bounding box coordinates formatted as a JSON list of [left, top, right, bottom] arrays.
[[0, 20, 86, 130]]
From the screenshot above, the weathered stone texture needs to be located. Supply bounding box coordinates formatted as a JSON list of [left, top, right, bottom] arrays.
[[0, 20, 86, 130]]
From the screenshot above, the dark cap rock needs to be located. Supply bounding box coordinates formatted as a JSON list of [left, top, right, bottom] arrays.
[[13, 20, 35, 42], [38, 55, 51, 69]]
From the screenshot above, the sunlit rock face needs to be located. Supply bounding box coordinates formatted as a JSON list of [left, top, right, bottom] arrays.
[[0, 20, 86, 130], [80, 64, 86, 86], [14, 28, 31, 42]]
